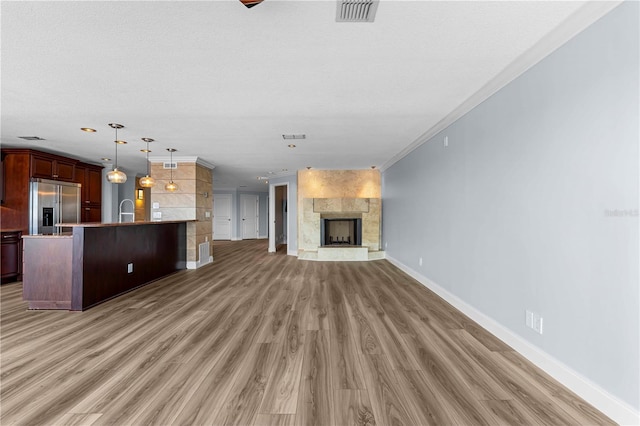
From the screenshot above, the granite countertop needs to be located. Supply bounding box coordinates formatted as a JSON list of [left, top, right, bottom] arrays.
[[55, 220, 195, 228], [23, 233, 73, 239]]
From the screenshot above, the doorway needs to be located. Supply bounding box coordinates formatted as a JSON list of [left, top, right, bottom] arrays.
[[213, 193, 232, 240], [269, 183, 288, 253], [240, 194, 259, 240]]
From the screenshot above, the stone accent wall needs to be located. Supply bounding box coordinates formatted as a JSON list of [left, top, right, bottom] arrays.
[[150, 161, 213, 266], [134, 177, 149, 222], [297, 169, 381, 199]]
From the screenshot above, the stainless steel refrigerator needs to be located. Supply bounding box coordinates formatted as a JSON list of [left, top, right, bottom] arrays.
[[29, 178, 81, 235]]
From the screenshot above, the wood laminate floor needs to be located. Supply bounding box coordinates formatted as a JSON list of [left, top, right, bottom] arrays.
[[1, 240, 614, 425]]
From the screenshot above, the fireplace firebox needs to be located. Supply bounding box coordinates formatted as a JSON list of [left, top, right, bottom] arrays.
[[321, 218, 362, 246]]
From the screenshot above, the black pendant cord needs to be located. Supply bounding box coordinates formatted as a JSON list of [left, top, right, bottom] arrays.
[[114, 127, 118, 169]]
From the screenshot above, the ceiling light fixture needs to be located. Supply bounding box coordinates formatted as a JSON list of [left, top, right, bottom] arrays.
[[106, 123, 127, 184], [81, 128, 96, 132], [288, 144, 296, 148], [139, 138, 156, 188], [239, 0, 264, 8], [165, 148, 178, 192]]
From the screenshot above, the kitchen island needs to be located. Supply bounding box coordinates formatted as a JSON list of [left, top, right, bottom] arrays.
[[22, 220, 190, 311]]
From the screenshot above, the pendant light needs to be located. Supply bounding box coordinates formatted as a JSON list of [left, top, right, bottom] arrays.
[[106, 123, 127, 184], [165, 148, 178, 192], [139, 137, 156, 188]]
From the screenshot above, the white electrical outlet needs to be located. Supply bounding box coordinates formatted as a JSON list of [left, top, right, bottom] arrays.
[[444, 136, 449, 147], [534, 316, 544, 334], [153, 211, 162, 219], [385, 242, 388, 249], [152, 202, 160, 209], [127, 263, 133, 274], [526, 310, 534, 328], [419, 257, 423, 266], [526, 309, 543, 334]]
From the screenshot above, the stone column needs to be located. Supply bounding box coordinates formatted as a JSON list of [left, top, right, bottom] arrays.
[[149, 157, 214, 268]]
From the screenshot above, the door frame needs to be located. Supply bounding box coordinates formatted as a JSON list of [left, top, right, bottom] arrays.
[[212, 193, 233, 240], [268, 183, 289, 253], [240, 194, 259, 240]]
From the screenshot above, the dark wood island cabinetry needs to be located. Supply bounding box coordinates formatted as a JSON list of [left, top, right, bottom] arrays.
[[1, 229, 22, 283], [22, 221, 189, 310]]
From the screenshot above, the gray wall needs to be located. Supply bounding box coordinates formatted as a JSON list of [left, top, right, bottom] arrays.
[[102, 166, 135, 223], [117, 174, 136, 222], [382, 2, 638, 411]]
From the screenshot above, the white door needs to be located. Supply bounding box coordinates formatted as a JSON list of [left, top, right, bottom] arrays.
[[213, 194, 232, 240], [241, 194, 259, 240]]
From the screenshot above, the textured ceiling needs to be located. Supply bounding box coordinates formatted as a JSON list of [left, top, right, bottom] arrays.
[[0, 1, 619, 191]]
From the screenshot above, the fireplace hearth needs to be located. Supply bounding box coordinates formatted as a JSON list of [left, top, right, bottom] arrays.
[[321, 218, 362, 246]]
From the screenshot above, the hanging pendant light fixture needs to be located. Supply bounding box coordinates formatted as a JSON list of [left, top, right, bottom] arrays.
[[165, 148, 178, 192], [106, 123, 127, 184], [139, 137, 156, 188]]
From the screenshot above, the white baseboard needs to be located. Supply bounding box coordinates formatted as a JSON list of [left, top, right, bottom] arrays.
[[258, 235, 268, 240], [288, 249, 298, 257], [186, 256, 214, 270], [385, 254, 640, 426], [231, 237, 241, 241]]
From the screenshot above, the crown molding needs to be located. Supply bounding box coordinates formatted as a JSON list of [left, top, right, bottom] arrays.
[[380, 0, 622, 172]]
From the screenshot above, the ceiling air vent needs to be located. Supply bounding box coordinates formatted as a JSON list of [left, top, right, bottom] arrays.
[[18, 136, 46, 141], [336, 0, 379, 23], [163, 162, 177, 169], [282, 134, 306, 140]]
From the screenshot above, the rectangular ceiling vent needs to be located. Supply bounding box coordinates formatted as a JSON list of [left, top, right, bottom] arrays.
[[282, 134, 306, 140], [18, 136, 46, 141], [336, 0, 379, 23], [163, 162, 177, 169]]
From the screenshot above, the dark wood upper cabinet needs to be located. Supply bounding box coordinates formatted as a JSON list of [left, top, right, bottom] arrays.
[[31, 155, 54, 178], [1, 149, 103, 232], [31, 152, 77, 181], [0, 152, 5, 205], [74, 162, 103, 222], [87, 167, 102, 205]]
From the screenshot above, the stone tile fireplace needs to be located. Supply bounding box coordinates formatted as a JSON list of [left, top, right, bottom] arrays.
[[297, 169, 384, 261], [299, 197, 382, 261]]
